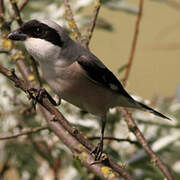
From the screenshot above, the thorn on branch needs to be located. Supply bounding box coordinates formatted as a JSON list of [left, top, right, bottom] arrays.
[[0, 0, 5, 15]]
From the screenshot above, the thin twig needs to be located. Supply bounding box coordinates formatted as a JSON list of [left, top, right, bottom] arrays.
[[119, 108, 174, 180], [9, 0, 23, 25], [89, 136, 140, 146], [137, 119, 180, 129], [83, 0, 101, 48], [120, 1, 174, 179], [123, 0, 144, 86], [0, 0, 4, 15], [8, 0, 39, 85], [30, 56, 43, 87], [63, 0, 82, 41], [9, 3, 42, 86], [0, 126, 49, 140], [19, 0, 29, 11]]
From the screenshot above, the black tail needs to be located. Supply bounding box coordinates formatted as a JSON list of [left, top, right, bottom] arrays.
[[137, 102, 171, 120]]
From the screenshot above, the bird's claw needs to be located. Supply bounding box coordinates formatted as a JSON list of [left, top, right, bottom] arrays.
[[28, 88, 58, 110], [91, 142, 103, 161]]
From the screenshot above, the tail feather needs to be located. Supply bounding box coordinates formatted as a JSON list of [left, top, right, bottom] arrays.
[[116, 94, 171, 120], [137, 102, 171, 120]]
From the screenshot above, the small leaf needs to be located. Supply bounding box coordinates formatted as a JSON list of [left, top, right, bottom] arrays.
[[117, 63, 128, 74]]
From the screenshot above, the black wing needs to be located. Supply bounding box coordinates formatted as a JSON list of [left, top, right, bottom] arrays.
[[77, 55, 133, 99], [77, 55, 171, 120]]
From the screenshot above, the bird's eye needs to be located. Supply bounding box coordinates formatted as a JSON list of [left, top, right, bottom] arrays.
[[34, 27, 42, 34]]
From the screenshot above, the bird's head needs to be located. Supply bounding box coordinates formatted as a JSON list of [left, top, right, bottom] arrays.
[[7, 19, 68, 62]]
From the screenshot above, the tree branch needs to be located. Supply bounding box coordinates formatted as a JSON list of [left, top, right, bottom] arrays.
[[42, 109, 123, 180], [19, 0, 29, 11], [9, 0, 42, 86], [0, 126, 49, 140], [30, 55, 43, 87], [119, 108, 174, 180], [137, 119, 180, 129], [88, 136, 140, 146], [63, 0, 82, 42], [0, 64, 134, 180], [83, 0, 101, 48], [9, 0, 23, 25], [119, 1, 174, 179], [123, 0, 144, 86]]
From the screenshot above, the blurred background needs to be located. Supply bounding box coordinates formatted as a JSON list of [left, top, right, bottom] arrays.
[[90, 0, 180, 99], [0, 0, 180, 180]]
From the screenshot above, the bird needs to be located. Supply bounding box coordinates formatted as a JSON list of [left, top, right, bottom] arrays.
[[7, 19, 170, 160]]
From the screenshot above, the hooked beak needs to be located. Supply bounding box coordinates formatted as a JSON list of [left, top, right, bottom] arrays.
[[7, 29, 27, 41]]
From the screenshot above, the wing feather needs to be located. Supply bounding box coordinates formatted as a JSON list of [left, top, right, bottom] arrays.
[[77, 55, 134, 100], [76, 55, 170, 120]]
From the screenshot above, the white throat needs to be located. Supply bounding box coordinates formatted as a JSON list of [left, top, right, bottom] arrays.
[[24, 37, 61, 62]]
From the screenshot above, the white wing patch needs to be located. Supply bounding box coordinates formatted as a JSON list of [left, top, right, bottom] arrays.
[[109, 83, 119, 91]]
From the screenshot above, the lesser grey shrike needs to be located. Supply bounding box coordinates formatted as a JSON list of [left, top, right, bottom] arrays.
[[7, 19, 170, 160]]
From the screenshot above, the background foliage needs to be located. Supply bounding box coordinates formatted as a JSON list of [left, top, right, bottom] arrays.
[[0, 0, 180, 180]]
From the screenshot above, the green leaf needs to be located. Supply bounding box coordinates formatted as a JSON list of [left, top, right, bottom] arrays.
[[117, 63, 127, 74]]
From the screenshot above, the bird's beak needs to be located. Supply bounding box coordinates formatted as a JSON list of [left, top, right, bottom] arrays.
[[7, 29, 27, 41]]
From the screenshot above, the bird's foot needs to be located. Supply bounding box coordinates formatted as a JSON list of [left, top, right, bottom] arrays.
[[28, 88, 58, 109], [91, 141, 103, 161]]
